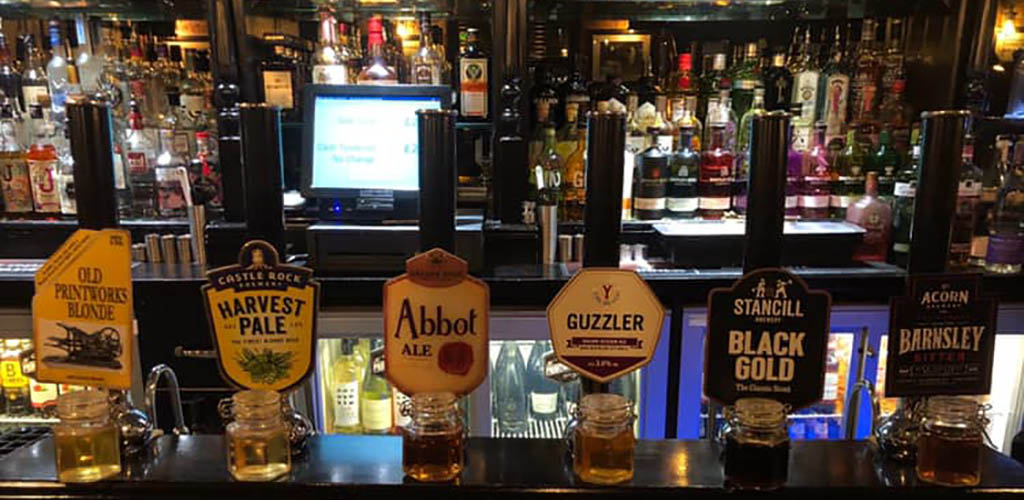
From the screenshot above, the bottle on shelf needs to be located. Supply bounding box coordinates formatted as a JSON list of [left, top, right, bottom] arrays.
[[458, 27, 488, 120], [26, 105, 59, 214], [698, 53, 728, 125], [735, 89, 766, 215], [154, 130, 188, 219], [850, 19, 881, 131], [21, 35, 49, 115], [831, 129, 867, 220], [560, 105, 586, 223], [532, 127, 563, 207], [870, 128, 899, 199], [666, 53, 697, 122], [672, 95, 702, 151], [878, 79, 913, 157], [72, 16, 103, 95], [790, 28, 820, 128], [410, 13, 442, 85], [846, 172, 892, 262], [985, 147, 1024, 274], [786, 128, 803, 217], [698, 123, 733, 219], [947, 142, 983, 268], [667, 123, 700, 219], [821, 25, 850, 144], [45, 21, 69, 123], [357, 18, 398, 86], [331, 339, 362, 434], [532, 66, 560, 129], [556, 103, 581, 161], [529, 100, 553, 169], [313, 6, 350, 85], [800, 123, 831, 220], [360, 340, 393, 435], [635, 128, 668, 221], [730, 43, 761, 119], [880, 18, 905, 96], [0, 30, 21, 113], [56, 129, 75, 216], [558, 70, 589, 129], [124, 100, 158, 219], [0, 98, 30, 214], [623, 94, 645, 220], [890, 143, 919, 267], [526, 341, 559, 421], [762, 49, 792, 112], [1, 339, 31, 415], [493, 341, 528, 434], [654, 95, 675, 153], [718, 90, 739, 152]]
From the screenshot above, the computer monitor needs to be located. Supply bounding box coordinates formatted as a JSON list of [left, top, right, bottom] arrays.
[[301, 84, 451, 221]]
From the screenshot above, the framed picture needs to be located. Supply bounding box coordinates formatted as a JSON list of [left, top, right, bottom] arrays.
[[591, 33, 651, 82]]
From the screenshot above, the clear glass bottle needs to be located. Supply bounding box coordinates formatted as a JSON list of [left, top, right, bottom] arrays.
[[402, 392, 464, 482], [312, 6, 349, 85], [361, 339, 393, 434], [124, 100, 157, 218], [0, 98, 30, 214], [45, 21, 69, 123], [21, 36, 49, 113], [54, 389, 121, 482], [527, 341, 559, 421], [154, 129, 187, 219], [951, 143, 983, 268], [985, 156, 1024, 274], [493, 340, 528, 434], [800, 123, 832, 219], [0, 31, 21, 113], [916, 396, 983, 487], [226, 390, 291, 481], [532, 127, 563, 208], [831, 129, 866, 219], [411, 13, 442, 85], [851, 19, 881, 128], [573, 393, 635, 485], [330, 338, 361, 434], [723, 397, 789, 490], [820, 25, 850, 142], [358, 17, 398, 85], [790, 28, 820, 127]]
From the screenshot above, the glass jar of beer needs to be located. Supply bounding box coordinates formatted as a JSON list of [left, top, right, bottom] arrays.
[[402, 391, 464, 482], [916, 396, 984, 486], [573, 393, 635, 484], [722, 397, 789, 490], [54, 390, 121, 483], [225, 390, 291, 481]]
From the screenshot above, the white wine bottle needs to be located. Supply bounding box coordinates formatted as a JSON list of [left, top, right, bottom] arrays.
[[360, 340, 392, 434], [331, 339, 361, 434]]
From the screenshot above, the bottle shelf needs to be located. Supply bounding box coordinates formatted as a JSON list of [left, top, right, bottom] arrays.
[[536, 0, 946, 22]]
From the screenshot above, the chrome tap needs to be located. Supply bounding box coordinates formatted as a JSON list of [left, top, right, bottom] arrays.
[[144, 364, 190, 436]]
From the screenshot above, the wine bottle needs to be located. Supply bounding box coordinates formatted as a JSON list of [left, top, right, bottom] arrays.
[[331, 339, 361, 434], [360, 340, 392, 434], [493, 341, 528, 433], [526, 341, 559, 421]]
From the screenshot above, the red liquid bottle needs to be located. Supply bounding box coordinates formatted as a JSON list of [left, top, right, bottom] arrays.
[[698, 124, 733, 219]]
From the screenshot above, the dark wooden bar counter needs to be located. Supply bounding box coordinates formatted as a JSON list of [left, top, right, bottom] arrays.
[[0, 435, 1021, 498]]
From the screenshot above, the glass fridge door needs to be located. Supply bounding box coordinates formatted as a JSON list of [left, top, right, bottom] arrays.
[[313, 309, 672, 439]]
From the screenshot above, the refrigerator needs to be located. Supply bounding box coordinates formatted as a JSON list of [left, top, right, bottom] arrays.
[[312, 309, 672, 439], [678, 305, 891, 440]]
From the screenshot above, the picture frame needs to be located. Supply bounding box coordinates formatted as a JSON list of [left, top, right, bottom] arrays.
[[591, 33, 651, 82]]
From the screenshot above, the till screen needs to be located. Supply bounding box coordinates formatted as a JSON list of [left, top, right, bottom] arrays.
[[310, 94, 442, 191]]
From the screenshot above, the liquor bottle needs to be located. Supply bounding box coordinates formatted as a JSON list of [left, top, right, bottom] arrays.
[[762, 50, 792, 112], [698, 124, 733, 219], [974, 137, 1009, 266], [623, 94, 644, 219], [532, 127, 563, 207], [890, 144, 919, 267], [870, 129, 899, 199], [430, 26, 451, 85], [458, 28, 488, 120], [45, 21, 69, 122], [312, 7, 350, 84], [0, 31, 20, 113], [26, 106, 59, 214], [718, 90, 739, 153], [985, 155, 1024, 274], [820, 25, 850, 143], [846, 172, 892, 261], [562, 121, 586, 223], [56, 131, 75, 216], [800, 124, 831, 219], [666, 53, 696, 121], [730, 43, 761, 120], [72, 16, 102, 95], [878, 79, 913, 157], [124, 100, 158, 218], [0, 99, 29, 214], [558, 70, 589, 129], [635, 128, 668, 220], [331, 339, 362, 434], [382, 19, 408, 83], [190, 131, 221, 207], [850, 19, 881, 129], [529, 100, 553, 168], [260, 35, 299, 117], [111, 142, 132, 219], [358, 18, 398, 85], [654, 95, 675, 153], [880, 18, 905, 96], [673, 95, 702, 151], [556, 103, 581, 169], [493, 341, 528, 434], [410, 13, 442, 85], [532, 66, 560, 129], [21, 36, 49, 113], [667, 124, 700, 219], [698, 53, 728, 125], [791, 28, 821, 127], [180, 51, 208, 118], [154, 129, 188, 219], [950, 144, 983, 268], [526, 341, 559, 420], [786, 129, 803, 217], [1, 340, 30, 415], [831, 129, 867, 219], [735, 89, 765, 214], [361, 340, 393, 434]]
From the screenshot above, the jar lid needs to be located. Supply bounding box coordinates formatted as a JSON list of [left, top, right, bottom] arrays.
[[732, 397, 787, 428], [410, 391, 457, 413], [57, 389, 109, 420], [926, 395, 979, 422], [579, 393, 631, 422], [232, 389, 280, 419]]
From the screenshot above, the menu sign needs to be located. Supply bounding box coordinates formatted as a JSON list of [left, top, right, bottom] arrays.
[[32, 229, 134, 389], [884, 273, 997, 397], [203, 241, 319, 392], [547, 268, 665, 383], [705, 268, 831, 409], [383, 249, 489, 396]]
